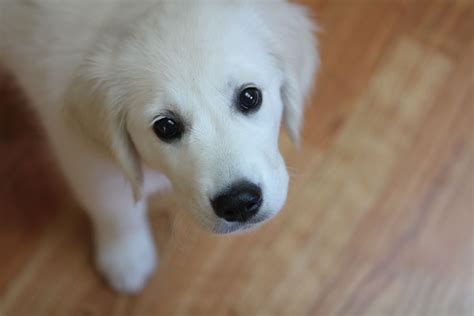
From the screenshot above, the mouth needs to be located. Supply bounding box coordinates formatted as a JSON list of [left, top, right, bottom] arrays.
[[210, 213, 270, 234]]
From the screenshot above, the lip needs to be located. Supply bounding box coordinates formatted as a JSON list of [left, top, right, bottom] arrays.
[[211, 213, 270, 234]]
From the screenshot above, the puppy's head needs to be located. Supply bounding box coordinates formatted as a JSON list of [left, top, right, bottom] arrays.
[[65, 2, 318, 234]]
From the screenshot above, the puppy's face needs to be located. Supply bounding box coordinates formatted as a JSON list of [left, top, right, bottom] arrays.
[[68, 2, 317, 234], [126, 9, 289, 233]]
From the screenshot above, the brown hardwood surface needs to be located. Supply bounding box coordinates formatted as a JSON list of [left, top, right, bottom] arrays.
[[0, 1, 473, 315]]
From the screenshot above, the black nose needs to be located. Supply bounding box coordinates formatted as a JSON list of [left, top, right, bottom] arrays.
[[211, 181, 263, 222]]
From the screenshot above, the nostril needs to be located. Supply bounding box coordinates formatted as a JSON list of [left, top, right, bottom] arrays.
[[243, 191, 262, 212], [246, 198, 262, 213]]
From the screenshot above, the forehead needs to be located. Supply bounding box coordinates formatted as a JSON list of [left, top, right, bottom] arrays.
[[145, 7, 279, 98]]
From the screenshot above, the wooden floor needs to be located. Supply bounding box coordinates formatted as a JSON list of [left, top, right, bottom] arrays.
[[1, 0, 473, 315]]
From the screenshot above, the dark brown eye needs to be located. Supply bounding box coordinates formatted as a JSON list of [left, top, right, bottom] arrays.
[[239, 87, 262, 113], [152, 116, 183, 142]]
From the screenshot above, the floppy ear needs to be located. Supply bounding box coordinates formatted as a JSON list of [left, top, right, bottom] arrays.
[[262, 2, 319, 145], [64, 66, 143, 201]]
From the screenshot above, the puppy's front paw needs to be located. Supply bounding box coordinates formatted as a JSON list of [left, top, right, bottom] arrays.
[[95, 230, 157, 294]]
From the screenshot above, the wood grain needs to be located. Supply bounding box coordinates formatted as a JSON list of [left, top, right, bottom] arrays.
[[0, 1, 472, 315]]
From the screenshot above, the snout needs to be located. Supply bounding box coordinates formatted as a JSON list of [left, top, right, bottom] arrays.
[[211, 181, 263, 222]]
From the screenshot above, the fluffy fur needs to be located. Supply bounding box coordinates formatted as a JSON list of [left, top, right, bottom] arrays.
[[0, 0, 318, 293]]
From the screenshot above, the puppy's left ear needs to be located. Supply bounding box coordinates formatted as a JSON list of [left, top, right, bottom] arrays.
[[260, 2, 319, 145], [63, 66, 144, 202]]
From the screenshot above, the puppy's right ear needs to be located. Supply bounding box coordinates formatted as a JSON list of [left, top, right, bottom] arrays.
[[258, 2, 319, 146], [63, 66, 143, 201]]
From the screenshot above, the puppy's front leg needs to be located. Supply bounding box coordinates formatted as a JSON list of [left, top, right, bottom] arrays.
[[49, 129, 157, 293], [91, 198, 157, 294]]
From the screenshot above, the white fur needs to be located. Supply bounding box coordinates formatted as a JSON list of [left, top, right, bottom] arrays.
[[0, 0, 318, 293]]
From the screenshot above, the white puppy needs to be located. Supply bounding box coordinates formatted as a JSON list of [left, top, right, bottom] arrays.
[[0, 0, 318, 293]]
